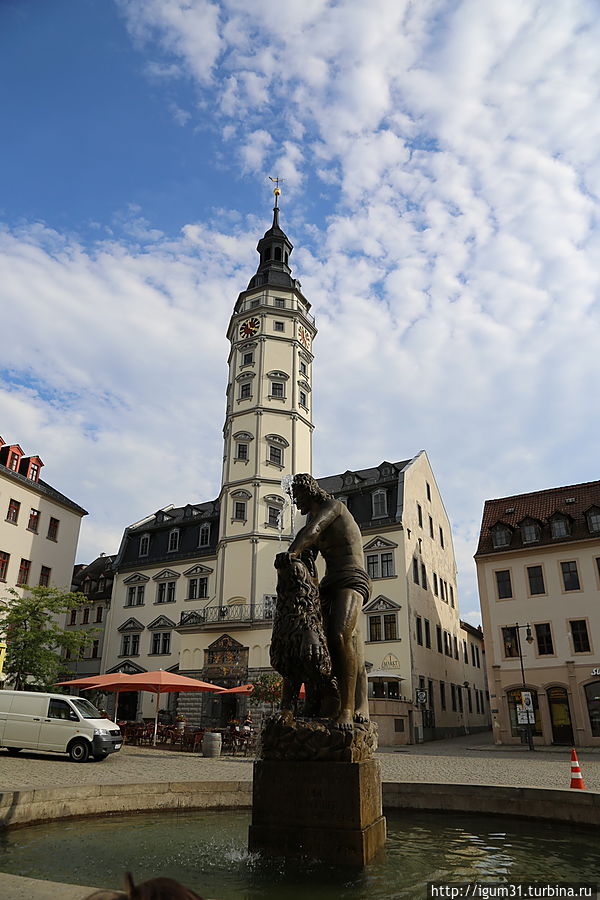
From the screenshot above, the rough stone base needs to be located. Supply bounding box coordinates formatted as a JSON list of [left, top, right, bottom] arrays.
[[259, 715, 378, 762], [248, 758, 386, 866]]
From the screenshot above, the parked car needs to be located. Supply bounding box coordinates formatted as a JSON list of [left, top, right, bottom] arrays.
[[0, 690, 122, 762]]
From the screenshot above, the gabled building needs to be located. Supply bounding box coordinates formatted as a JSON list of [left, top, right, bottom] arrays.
[[101, 199, 487, 741], [62, 554, 115, 678], [475, 480, 600, 746], [0, 434, 87, 598]]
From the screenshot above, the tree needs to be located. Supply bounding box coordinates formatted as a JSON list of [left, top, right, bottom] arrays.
[[0, 585, 95, 690], [249, 672, 282, 713]]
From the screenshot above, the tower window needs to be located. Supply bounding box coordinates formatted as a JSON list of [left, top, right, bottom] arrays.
[[274, 321, 285, 332], [274, 247, 282, 261], [269, 445, 283, 466], [271, 382, 285, 399], [234, 501, 247, 520], [268, 506, 280, 527], [299, 390, 308, 407], [240, 383, 251, 400], [236, 442, 249, 460], [299, 361, 307, 376], [242, 351, 254, 366], [275, 298, 285, 308]]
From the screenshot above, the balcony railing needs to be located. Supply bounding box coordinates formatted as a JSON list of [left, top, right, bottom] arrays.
[[179, 603, 274, 628]]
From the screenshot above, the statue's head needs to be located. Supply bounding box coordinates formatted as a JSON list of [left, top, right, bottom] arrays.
[[292, 474, 330, 512]]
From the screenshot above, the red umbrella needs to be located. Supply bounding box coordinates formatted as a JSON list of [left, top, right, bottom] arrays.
[[93, 670, 226, 745], [54, 673, 136, 720], [219, 683, 254, 694]]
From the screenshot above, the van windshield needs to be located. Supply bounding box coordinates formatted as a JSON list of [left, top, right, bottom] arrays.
[[71, 698, 103, 720]]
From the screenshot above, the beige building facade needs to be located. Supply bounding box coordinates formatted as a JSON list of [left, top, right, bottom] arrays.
[[476, 480, 600, 746]]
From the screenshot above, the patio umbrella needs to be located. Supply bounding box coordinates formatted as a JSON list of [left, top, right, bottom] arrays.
[[54, 673, 135, 721], [97, 670, 227, 745], [220, 682, 306, 697]]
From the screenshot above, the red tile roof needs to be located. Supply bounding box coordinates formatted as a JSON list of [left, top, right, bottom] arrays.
[[475, 479, 600, 556]]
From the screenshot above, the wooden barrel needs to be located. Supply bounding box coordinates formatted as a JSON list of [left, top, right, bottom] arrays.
[[202, 731, 222, 758]]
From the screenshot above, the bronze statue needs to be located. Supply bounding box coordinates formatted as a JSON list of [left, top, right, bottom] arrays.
[[275, 473, 371, 731]]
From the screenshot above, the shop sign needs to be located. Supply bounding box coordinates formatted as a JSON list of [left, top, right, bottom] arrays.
[[591, 668, 600, 676]]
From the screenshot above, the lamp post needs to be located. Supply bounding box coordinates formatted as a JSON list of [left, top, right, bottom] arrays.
[[515, 622, 535, 751]]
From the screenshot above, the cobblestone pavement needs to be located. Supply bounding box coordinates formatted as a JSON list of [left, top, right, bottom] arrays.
[[2, 731, 600, 792]]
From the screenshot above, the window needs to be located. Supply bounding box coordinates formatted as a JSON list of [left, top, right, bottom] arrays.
[[28, 509, 40, 532], [29, 462, 40, 481], [368, 612, 397, 641], [0, 551, 9, 581], [91, 640, 99, 659], [157, 581, 176, 603], [491, 524, 511, 549], [240, 382, 251, 399], [381, 552, 394, 577], [268, 506, 280, 527], [463, 639, 468, 663], [8, 452, 20, 470], [367, 552, 394, 579], [17, 558, 31, 585], [39, 565, 51, 587], [372, 491, 387, 518], [416, 616, 423, 645], [126, 585, 145, 606], [436, 625, 443, 653], [433, 573, 438, 596], [199, 524, 210, 547], [439, 526, 444, 548], [502, 626, 519, 658], [521, 521, 540, 543], [475, 645, 481, 667], [449, 585, 454, 608], [451, 684, 457, 712], [561, 560, 581, 591], [417, 503, 423, 527], [271, 382, 285, 399], [269, 445, 283, 466], [453, 635, 459, 660], [274, 297, 285, 308], [274, 321, 285, 332], [83, 579, 91, 595], [168, 530, 179, 552], [96, 606, 103, 623], [440, 681, 446, 711], [495, 569, 512, 599], [527, 565, 545, 595], [426, 482, 432, 501], [443, 631, 451, 656], [424, 619, 431, 648], [550, 516, 570, 539], [48, 699, 74, 720], [82, 608, 90, 624], [188, 576, 208, 599], [236, 442, 249, 461], [440, 579, 446, 602], [570, 620, 591, 653], [299, 390, 308, 407], [299, 361, 307, 376], [121, 633, 140, 656], [47, 517, 59, 541], [585, 682, 600, 737], [69, 609, 77, 625], [429, 516, 434, 538], [421, 563, 427, 590], [242, 351, 254, 365], [6, 499, 20, 524], [471, 643, 476, 666], [151, 632, 171, 655], [586, 508, 600, 534], [412, 558, 419, 584], [533, 623, 553, 655], [139, 534, 150, 556], [234, 501, 247, 520]]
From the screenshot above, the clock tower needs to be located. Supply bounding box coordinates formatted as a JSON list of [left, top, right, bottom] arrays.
[[214, 193, 317, 615]]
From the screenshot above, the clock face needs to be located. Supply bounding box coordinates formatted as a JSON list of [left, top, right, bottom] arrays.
[[298, 325, 310, 349], [240, 317, 260, 338]]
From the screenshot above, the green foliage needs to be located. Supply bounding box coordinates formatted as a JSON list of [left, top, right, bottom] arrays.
[[249, 672, 282, 709], [0, 585, 96, 690]]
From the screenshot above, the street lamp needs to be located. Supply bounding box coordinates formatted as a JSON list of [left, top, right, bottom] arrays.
[[515, 622, 535, 751]]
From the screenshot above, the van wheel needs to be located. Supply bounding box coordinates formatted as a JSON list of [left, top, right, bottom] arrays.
[[6, 748, 22, 755], [69, 739, 90, 762]]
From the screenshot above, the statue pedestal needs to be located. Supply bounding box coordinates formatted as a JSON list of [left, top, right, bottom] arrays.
[[248, 758, 386, 866]]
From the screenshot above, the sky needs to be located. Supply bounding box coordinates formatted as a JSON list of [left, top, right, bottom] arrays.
[[2, 0, 600, 626]]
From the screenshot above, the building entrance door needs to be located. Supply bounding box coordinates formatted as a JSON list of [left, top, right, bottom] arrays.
[[547, 687, 574, 745]]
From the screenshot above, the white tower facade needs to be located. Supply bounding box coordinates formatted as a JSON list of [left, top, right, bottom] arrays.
[[214, 200, 317, 616]]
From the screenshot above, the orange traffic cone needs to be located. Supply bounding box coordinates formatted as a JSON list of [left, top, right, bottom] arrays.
[[570, 748, 586, 789]]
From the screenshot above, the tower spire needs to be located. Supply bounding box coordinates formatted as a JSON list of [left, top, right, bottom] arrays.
[[247, 177, 294, 290], [269, 175, 283, 227]]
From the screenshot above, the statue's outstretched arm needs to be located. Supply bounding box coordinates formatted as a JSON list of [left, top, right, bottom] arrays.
[[288, 503, 337, 555]]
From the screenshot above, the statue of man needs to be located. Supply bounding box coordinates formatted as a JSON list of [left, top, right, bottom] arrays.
[[287, 473, 371, 731]]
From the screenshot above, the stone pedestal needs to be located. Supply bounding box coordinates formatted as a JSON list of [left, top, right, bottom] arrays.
[[248, 758, 386, 866]]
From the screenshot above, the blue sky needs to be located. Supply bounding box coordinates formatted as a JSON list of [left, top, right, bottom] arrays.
[[2, 0, 600, 624]]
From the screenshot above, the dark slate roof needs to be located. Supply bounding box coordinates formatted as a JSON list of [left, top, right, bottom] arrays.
[[475, 479, 600, 556], [117, 499, 220, 571], [0, 462, 88, 516], [72, 554, 116, 600]]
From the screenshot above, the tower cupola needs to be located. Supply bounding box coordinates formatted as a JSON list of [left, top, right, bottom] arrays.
[[247, 187, 294, 291]]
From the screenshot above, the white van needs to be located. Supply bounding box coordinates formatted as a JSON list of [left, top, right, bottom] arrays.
[[0, 691, 122, 762]]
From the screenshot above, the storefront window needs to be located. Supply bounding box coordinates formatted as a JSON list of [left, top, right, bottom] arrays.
[[584, 682, 600, 737], [506, 688, 542, 737]]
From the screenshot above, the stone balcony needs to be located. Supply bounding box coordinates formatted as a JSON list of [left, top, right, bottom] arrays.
[[178, 603, 274, 632]]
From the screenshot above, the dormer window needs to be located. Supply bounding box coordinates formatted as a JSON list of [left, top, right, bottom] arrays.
[[372, 490, 387, 519], [520, 520, 541, 544], [490, 524, 512, 549], [139, 535, 150, 557], [550, 515, 570, 539], [586, 507, 600, 534], [199, 524, 210, 547], [9, 452, 20, 471], [168, 530, 180, 553]]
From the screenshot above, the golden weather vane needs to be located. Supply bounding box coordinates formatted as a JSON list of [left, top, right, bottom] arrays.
[[269, 175, 283, 206]]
